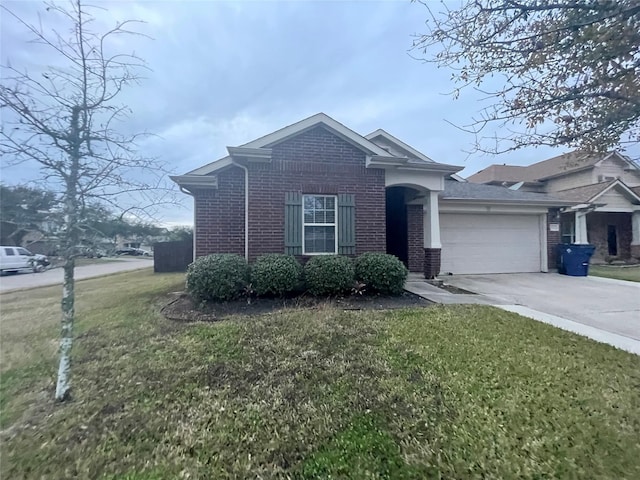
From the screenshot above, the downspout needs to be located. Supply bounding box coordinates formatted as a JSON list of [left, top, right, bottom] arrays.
[[231, 160, 249, 261]]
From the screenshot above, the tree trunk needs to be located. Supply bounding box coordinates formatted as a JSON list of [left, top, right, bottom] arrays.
[[55, 105, 81, 402], [55, 258, 75, 401]]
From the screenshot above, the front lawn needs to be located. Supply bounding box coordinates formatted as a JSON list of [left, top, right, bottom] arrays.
[[1, 270, 639, 478], [590, 264, 640, 282]]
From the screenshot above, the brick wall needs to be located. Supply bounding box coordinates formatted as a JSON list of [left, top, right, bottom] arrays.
[[407, 204, 424, 272], [424, 248, 441, 279], [192, 167, 245, 257], [194, 126, 387, 260], [587, 212, 632, 261], [547, 209, 561, 269]]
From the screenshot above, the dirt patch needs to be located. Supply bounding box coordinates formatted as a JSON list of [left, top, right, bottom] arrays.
[[437, 284, 477, 295], [161, 291, 432, 322]]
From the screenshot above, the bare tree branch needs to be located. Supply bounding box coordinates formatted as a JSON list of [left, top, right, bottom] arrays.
[[0, 0, 177, 402], [412, 0, 640, 154]]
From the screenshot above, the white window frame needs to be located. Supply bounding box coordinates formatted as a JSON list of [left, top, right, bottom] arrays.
[[302, 194, 338, 255], [561, 215, 575, 244]]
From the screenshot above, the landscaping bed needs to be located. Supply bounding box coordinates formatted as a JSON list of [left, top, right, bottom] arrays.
[[161, 290, 431, 322]]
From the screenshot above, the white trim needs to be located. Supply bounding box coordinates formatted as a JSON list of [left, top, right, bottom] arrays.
[[169, 175, 219, 188], [424, 191, 441, 249], [231, 160, 249, 261], [184, 114, 390, 177], [597, 151, 640, 172], [539, 214, 548, 272], [187, 156, 233, 176], [243, 113, 389, 155], [439, 202, 552, 215], [227, 146, 272, 162], [365, 129, 435, 163], [588, 179, 640, 204], [192, 201, 197, 262], [301, 194, 338, 255]]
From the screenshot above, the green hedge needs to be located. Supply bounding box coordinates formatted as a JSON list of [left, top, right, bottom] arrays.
[[251, 254, 302, 297], [186, 253, 249, 302], [304, 255, 355, 296], [354, 252, 408, 296]]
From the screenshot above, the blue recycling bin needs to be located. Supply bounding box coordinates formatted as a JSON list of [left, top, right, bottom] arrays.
[[557, 244, 596, 276]]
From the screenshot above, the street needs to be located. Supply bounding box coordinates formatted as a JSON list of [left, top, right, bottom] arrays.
[[0, 258, 154, 293]]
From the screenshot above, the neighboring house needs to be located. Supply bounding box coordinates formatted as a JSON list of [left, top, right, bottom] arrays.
[[468, 151, 640, 262], [172, 113, 571, 277]]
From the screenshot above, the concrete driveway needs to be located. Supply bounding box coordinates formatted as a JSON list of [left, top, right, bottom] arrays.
[[0, 258, 154, 293], [445, 273, 640, 346]]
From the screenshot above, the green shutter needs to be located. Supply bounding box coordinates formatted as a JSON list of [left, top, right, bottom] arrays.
[[284, 192, 302, 255], [338, 193, 356, 255]]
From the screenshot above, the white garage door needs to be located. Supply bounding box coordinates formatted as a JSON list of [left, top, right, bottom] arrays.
[[440, 213, 542, 274]]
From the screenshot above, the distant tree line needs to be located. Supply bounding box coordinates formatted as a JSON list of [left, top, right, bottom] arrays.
[[0, 183, 191, 251]]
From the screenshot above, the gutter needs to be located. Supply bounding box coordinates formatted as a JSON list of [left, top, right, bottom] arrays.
[[439, 197, 579, 207]]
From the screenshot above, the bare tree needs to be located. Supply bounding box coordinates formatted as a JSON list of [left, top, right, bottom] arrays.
[[0, 0, 172, 401], [413, 0, 640, 154]]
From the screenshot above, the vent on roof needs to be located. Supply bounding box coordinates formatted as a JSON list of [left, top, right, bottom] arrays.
[[598, 175, 617, 182]]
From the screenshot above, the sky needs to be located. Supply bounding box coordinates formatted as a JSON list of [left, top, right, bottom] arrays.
[[1, 0, 636, 226]]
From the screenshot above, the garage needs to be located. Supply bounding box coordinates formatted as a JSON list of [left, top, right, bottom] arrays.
[[440, 213, 544, 274]]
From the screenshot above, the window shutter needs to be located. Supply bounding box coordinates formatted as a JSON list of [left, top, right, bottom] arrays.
[[284, 192, 302, 255], [338, 193, 356, 255]]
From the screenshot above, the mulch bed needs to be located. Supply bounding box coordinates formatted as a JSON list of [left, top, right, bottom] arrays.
[[161, 291, 432, 322]]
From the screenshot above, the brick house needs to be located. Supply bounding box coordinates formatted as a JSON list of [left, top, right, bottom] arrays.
[[468, 151, 640, 262], [172, 113, 571, 277]]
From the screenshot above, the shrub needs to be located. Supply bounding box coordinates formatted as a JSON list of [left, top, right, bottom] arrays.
[[185, 253, 249, 302], [354, 252, 408, 296], [304, 255, 354, 296], [251, 254, 302, 297]]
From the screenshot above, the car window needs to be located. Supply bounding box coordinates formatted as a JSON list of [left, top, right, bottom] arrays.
[[4, 248, 15, 256], [17, 248, 32, 256]]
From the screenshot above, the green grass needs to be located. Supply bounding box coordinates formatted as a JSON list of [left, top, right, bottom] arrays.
[[1, 271, 639, 479], [590, 264, 640, 282]]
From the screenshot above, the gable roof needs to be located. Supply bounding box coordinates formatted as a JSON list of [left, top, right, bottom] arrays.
[[440, 180, 573, 206], [187, 113, 391, 176], [365, 129, 435, 163], [552, 178, 640, 204], [467, 151, 638, 184], [365, 128, 466, 182]]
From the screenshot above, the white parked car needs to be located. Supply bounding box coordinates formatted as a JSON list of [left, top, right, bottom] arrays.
[[0, 246, 35, 274]]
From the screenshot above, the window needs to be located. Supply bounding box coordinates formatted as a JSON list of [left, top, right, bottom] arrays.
[[561, 216, 575, 244], [303, 195, 337, 254], [4, 248, 15, 256], [17, 248, 31, 256]]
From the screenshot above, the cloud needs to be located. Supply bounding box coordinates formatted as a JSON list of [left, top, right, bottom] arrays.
[[4, 0, 636, 226]]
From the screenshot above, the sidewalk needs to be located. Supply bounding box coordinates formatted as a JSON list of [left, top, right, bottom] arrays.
[[404, 273, 501, 305]]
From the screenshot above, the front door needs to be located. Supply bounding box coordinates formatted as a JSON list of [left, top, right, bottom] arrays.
[[385, 187, 408, 266], [607, 225, 618, 256]]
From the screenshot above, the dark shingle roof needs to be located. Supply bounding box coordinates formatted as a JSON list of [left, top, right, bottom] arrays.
[[440, 180, 572, 205], [551, 180, 616, 202], [467, 151, 613, 184]]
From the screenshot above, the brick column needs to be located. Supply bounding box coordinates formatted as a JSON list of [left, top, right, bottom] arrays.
[[424, 248, 441, 279], [423, 191, 442, 279]]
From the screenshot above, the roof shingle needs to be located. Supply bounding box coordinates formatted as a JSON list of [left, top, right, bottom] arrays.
[[467, 151, 612, 184], [440, 180, 572, 205]]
